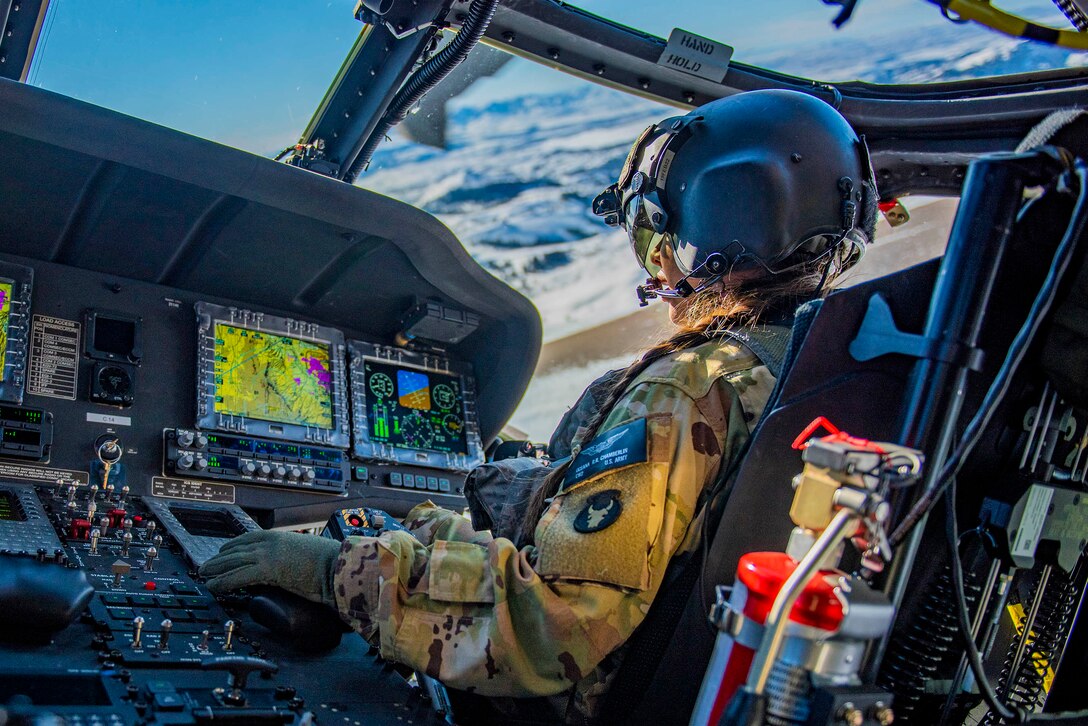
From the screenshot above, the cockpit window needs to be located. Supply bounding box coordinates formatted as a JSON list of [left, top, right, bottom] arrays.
[[364, 54, 672, 342], [27, 1, 361, 156], [577, 0, 1087, 83]]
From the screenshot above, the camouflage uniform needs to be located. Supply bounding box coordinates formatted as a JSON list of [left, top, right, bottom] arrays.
[[333, 338, 777, 722]]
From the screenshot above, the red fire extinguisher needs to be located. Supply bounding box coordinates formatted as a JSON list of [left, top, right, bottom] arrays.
[[690, 551, 846, 726]]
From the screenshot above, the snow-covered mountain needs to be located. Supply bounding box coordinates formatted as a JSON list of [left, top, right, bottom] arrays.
[[363, 88, 664, 341], [360, 23, 1087, 344]]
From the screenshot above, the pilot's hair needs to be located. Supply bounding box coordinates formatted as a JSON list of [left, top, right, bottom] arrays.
[[518, 261, 838, 542]]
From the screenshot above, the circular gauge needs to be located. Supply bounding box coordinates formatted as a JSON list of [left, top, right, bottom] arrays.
[[98, 366, 132, 397], [400, 411, 436, 449], [369, 373, 394, 399], [432, 384, 457, 411], [443, 413, 463, 435]]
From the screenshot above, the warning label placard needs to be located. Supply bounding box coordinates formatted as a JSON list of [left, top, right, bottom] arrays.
[[0, 462, 88, 485], [27, 315, 81, 400], [151, 477, 236, 504]]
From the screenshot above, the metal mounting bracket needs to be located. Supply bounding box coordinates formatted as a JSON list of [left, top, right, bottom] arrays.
[[849, 293, 985, 370]]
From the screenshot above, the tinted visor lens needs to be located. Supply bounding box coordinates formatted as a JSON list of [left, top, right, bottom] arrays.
[[625, 196, 663, 277]]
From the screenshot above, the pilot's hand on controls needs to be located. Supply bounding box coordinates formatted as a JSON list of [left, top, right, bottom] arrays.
[[200, 531, 341, 608]]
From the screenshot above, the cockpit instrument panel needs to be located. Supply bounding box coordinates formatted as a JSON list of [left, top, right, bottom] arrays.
[[350, 341, 484, 472], [0, 262, 33, 404], [194, 302, 350, 448]]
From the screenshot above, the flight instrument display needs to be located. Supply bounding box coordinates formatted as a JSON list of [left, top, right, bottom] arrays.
[[350, 340, 485, 471], [213, 324, 334, 430], [0, 261, 32, 404], [0, 279, 12, 381], [195, 302, 350, 448], [363, 359, 467, 455]]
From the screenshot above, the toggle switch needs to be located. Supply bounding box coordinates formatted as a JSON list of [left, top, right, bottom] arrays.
[[121, 532, 133, 557], [112, 559, 131, 587], [144, 546, 157, 572], [223, 620, 235, 651], [89, 528, 101, 555], [69, 518, 92, 540], [132, 616, 145, 649], [159, 619, 173, 651]]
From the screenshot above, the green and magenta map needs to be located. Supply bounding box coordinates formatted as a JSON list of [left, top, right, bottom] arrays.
[[213, 324, 333, 429]]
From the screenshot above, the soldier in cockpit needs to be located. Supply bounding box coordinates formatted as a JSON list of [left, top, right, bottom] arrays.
[[200, 88, 879, 724]]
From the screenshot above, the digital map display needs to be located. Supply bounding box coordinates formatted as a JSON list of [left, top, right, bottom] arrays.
[[213, 324, 333, 429], [0, 280, 11, 382], [363, 359, 467, 454]]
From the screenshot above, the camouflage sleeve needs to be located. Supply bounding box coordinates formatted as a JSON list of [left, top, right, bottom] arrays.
[[333, 374, 752, 698], [401, 500, 493, 547]]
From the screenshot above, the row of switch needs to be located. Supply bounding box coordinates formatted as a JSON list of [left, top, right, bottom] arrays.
[[45, 715, 124, 726], [387, 472, 452, 492], [176, 454, 320, 481], [107, 606, 217, 624], [100, 592, 210, 609]]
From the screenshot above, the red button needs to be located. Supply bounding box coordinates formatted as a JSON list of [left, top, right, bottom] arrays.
[[144, 581, 157, 591]]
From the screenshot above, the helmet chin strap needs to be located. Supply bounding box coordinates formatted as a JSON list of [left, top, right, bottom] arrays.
[[635, 253, 728, 307]]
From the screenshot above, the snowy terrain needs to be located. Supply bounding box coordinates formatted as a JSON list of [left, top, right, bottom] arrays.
[[364, 89, 666, 341], [358, 23, 1086, 437], [362, 23, 1086, 341]]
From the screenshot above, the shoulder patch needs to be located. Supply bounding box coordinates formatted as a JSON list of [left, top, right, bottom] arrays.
[[573, 490, 623, 533], [563, 418, 648, 488]]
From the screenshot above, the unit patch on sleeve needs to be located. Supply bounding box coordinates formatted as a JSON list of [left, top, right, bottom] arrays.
[[573, 489, 623, 533], [562, 417, 648, 489]]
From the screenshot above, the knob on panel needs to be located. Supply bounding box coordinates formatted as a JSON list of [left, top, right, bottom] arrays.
[[177, 453, 195, 470], [176, 430, 195, 448], [194, 455, 208, 471]]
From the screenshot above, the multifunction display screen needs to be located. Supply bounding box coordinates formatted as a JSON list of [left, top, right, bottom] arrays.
[[0, 491, 23, 521], [362, 360, 467, 454], [212, 324, 334, 430], [0, 279, 12, 381]]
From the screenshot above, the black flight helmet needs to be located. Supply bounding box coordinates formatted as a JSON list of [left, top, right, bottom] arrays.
[[594, 89, 878, 304]]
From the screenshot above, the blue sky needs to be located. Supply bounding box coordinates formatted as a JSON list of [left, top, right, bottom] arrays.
[[27, 0, 1071, 154]]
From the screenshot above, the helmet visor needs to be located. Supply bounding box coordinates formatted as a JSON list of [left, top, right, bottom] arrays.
[[625, 196, 665, 277]]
